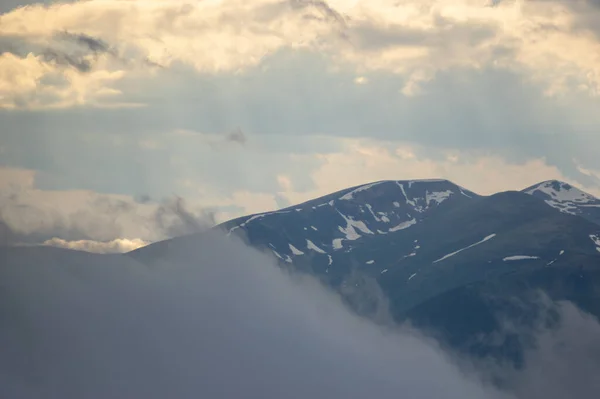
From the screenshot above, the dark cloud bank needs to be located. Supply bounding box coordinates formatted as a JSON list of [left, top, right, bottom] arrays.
[[1, 231, 600, 398]]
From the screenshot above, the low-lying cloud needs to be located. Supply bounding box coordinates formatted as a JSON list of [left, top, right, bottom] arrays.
[[0, 187, 215, 250], [1, 231, 599, 398]]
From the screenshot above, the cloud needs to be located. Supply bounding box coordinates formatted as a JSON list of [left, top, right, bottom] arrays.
[[225, 127, 247, 145], [41, 237, 148, 253], [507, 301, 600, 399], [2, 229, 600, 398], [153, 196, 215, 238], [1, 0, 600, 109], [0, 231, 507, 399], [59, 31, 113, 55], [0, 167, 216, 248]]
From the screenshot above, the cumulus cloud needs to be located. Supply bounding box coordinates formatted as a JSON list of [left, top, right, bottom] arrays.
[[1, 0, 600, 109], [1, 230, 599, 398]]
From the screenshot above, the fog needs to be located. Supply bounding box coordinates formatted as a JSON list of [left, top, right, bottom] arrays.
[[1, 232, 599, 398]]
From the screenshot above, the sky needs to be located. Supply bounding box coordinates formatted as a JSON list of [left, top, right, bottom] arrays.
[[2, 0, 600, 251]]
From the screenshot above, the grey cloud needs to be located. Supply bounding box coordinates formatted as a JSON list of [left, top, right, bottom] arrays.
[[0, 219, 17, 246], [35, 31, 117, 72], [0, 232, 509, 399], [2, 230, 600, 398], [525, 0, 600, 38], [41, 48, 92, 72], [135, 194, 152, 204], [0, 30, 115, 74], [154, 196, 215, 238], [225, 127, 247, 145], [59, 31, 113, 55], [349, 16, 498, 51], [0, 0, 70, 14], [290, 0, 347, 26], [0, 188, 215, 245], [511, 301, 600, 399]]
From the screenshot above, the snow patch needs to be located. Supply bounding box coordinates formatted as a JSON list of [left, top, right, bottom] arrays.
[[389, 218, 417, 232], [396, 182, 416, 207], [425, 190, 453, 206], [227, 214, 267, 236], [365, 204, 380, 222], [306, 239, 326, 254], [433, 234, 497, 263], [337, 211, 374, 241], [332, 238, 344, 250], [226, 210, 292, 236], [289, 244, 304, 256], [339, 181, 385, 200], [590, 234, 600, 252], [503, 255, 539, 261]]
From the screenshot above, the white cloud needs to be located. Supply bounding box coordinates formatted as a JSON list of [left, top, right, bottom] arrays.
[[42, 237, 148, 253], [1, 0, 600, 108]]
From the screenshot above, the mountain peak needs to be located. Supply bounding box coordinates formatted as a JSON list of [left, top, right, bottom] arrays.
[[523, 180, 598, 203], [522, 180, 600, 223]]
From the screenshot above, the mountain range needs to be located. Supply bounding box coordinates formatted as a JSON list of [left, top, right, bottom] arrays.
[[3, 178, 600, 367], [131, 178, 600, 363]]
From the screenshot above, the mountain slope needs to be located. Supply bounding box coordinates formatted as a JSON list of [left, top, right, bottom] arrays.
[[131, 179, 478, 266], [131, 181, 600, 317], [522, 180, 600, 225], [375, 190, 600, 316]]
